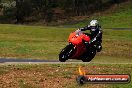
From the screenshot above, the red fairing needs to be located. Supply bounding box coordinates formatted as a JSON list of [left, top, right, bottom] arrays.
[[68, 31, 90, 59], [82, 34, 90, 42], [70, 43, 87, 59], [68, 32, 90, 45]]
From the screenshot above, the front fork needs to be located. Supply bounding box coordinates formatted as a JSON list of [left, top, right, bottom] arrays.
[[67, 43, 74, 57]]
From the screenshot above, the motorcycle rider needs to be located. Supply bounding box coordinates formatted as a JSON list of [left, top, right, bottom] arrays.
[[79, 20, 102, 52]]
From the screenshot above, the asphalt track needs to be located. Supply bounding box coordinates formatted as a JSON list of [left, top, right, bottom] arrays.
[[0, 58, 89, 65], [0, 58, 88, 64], [0, 58, 132, 65]]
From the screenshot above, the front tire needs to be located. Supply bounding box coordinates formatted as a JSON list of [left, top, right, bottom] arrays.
[[59, 44, 74, 62]]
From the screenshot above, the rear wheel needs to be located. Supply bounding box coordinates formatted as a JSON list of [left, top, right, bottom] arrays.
[[82, 46, 96, 62], [59, 44, 74, 62]]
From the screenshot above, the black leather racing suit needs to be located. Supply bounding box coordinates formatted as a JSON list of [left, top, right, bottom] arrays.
[[80, 25, 102, 49]]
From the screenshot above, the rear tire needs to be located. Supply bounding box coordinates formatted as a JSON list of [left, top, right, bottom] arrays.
[[82, 46, 96, 62], [59, 44, 74, 62]]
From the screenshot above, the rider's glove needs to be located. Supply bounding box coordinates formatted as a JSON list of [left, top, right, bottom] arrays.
[[75, 29, 81, 33], [75, 29, 83, 36]]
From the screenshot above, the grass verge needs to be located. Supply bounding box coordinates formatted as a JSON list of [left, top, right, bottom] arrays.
[[0, 64, 132, 88]]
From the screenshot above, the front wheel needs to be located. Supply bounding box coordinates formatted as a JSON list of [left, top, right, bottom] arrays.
[[59, 44, 74, 62]]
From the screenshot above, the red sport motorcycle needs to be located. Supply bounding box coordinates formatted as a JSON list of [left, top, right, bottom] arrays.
[[59, 29, 97, 62]]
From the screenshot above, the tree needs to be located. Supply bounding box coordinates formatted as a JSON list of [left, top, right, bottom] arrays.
[[16, 0, 32, 23]]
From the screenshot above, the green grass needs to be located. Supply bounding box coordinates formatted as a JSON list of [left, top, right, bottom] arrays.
[[99, 9, 132, 28], [0, 24, 132, 61], [0, 64, 132, 88], [65, 1, 132, 28], [0, 24, 73, 59]]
